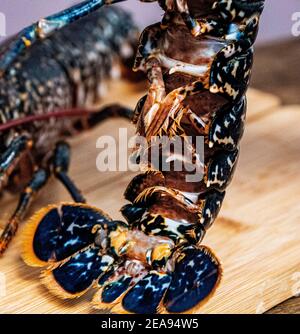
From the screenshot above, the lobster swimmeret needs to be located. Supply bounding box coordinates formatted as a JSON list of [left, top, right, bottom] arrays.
[[0, 4, 138, 254], [21, 0, 265, 313]]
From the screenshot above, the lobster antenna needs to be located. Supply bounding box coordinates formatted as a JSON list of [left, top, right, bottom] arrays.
[[0, 108, 95, 132], [0, 0, 126, 76]]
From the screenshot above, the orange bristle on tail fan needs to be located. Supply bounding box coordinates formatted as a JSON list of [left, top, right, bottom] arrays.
[[22, 205, 58, 268]]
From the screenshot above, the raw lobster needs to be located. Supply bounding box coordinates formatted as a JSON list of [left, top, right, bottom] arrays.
[[22, 0, 265, 314]]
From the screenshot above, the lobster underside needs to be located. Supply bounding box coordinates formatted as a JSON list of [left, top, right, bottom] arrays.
[[18, 0, 265, 314]]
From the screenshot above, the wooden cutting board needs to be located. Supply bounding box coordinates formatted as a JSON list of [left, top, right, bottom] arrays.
[[1, 81, 299, 314]]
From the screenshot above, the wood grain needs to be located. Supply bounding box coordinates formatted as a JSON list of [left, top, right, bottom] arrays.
[[267, 297, 300, 314], [1, 81, 299, 314]]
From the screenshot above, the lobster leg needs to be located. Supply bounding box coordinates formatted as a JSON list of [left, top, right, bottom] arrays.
[[85, 104, 134, 127], [134, 23, 166, 112], [0, 140, 87, 255], [0, 103, 133, 255], [175, 0, 201, 37], [157, 0, 201, 36], [0, 168, 50, 255], [134, 22, 163, 72], [52, 141, 86, 204], [132, 95, 147, 125], [0, 134, 33, 190], [0, 0, 126, 75]]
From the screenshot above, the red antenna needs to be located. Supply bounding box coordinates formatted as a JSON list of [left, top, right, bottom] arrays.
[[0, 108, 95, 132]]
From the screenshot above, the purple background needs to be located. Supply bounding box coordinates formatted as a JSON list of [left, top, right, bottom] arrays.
[[0, 0, 299, 44]]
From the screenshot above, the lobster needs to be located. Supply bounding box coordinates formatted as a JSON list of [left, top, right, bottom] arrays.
[[21, 0, 265, 314], [0, 2, 139, 254]]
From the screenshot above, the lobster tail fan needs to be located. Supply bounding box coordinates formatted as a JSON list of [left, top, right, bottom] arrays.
[[41, 246, 114, 299], [163, 245, 222, 313], [93, 273, 135, 310], [22, 202, 118, 299], [92, 259, 172, 314], [22, 203, 112, 267], [118, 271, 172, 314], [92, 245, 221, 314]]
